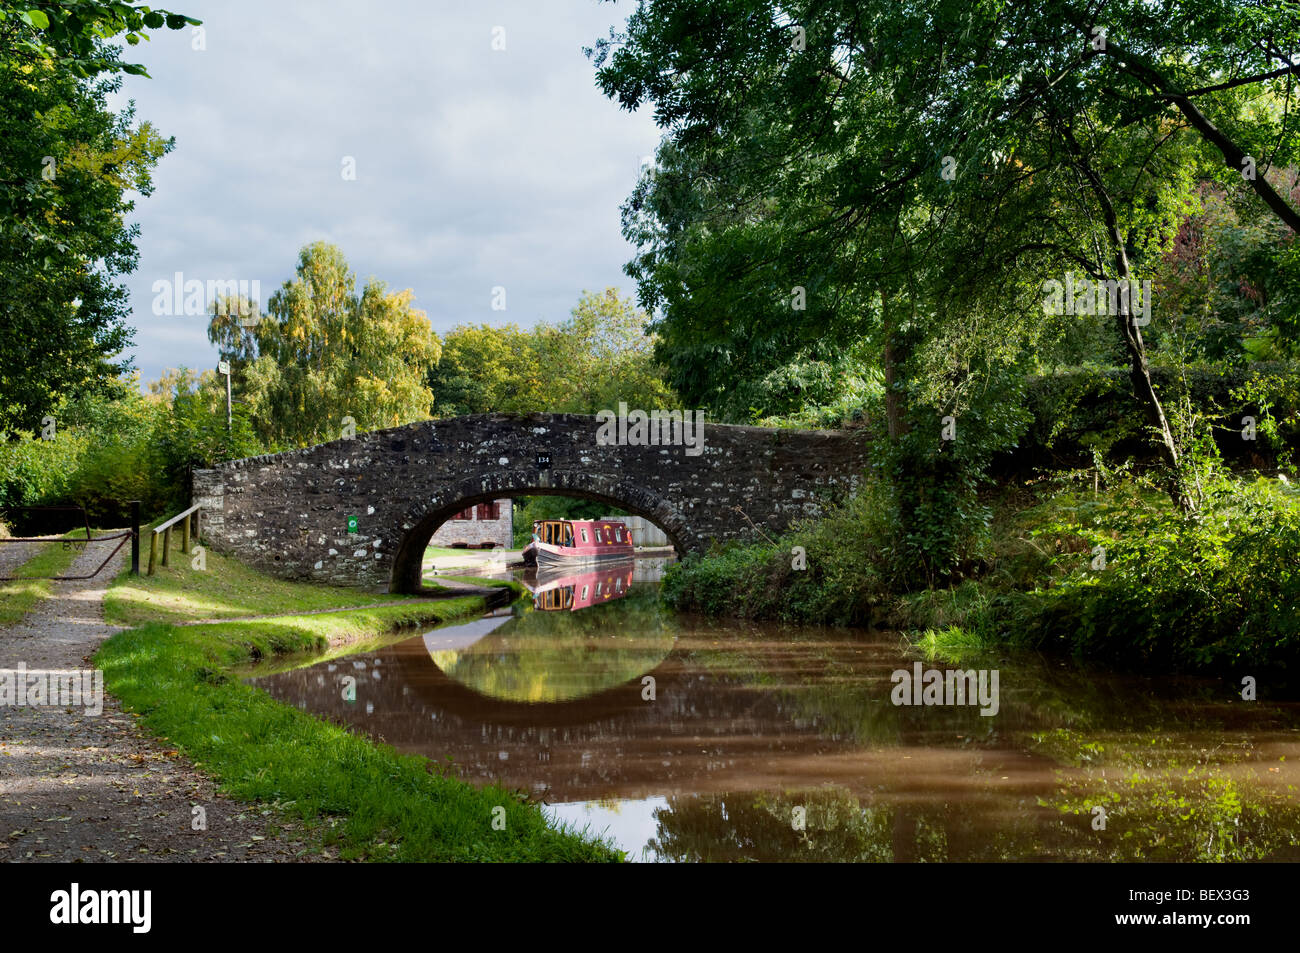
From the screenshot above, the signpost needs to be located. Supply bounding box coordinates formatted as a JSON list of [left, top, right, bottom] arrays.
[[217, 360, 231, 430]]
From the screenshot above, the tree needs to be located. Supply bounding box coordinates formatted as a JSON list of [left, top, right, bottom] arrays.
[[427, 288, 676, 417], [0, 1, 194, 433], [535, 288, 677, 413], [427, 323, 547, 416], [0, 49, 171, 433], [0, 2, 199, 79], [210, 242, 441, 448], [592, 0, 1300, 512]]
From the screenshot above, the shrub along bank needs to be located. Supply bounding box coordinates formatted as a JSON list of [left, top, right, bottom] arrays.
[[662, 474, 1300, 682]]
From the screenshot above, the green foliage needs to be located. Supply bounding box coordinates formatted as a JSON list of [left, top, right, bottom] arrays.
[[0, 369, 260, 522], [662, 490, 889, 625], [212, 242, 441, 448], [428, 288, 676, 418], [0, 2, 199, 79], [1006, 478, 1300, 677], [877, 371, 1031, 585], [0, 46, 171, 433], [592, 0, 1300, 509], [1017, 363, 1300, 471]]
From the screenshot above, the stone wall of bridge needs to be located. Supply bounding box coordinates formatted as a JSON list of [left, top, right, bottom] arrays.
[[191, 412, 870, 592]]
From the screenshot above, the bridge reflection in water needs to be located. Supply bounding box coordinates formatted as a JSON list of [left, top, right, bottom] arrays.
[[249, 576, 1300, 862]]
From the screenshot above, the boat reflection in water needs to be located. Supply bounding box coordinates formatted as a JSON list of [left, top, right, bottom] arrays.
[[528, 561, 636, 612]]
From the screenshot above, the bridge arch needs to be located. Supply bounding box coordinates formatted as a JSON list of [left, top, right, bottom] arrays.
[[191, 413, 868, 590], [390, 469, 689, 593]]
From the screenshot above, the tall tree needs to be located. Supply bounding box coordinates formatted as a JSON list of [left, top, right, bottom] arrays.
[[592, 0, 1300, 510], [0, 52, 170, 433], [0, 1, 195, 433], [427, 288, 676, 417], [210, 242, 441, 448]]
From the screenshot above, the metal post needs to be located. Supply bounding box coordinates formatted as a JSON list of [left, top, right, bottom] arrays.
[[219, 360, 232, 431], [130, 501, 140, 575]]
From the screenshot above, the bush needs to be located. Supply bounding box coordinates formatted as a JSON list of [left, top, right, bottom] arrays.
[[662, 490, 888, 625], [1005, 478, 1300, 677], [0, 372, 263, 526], [1013, 362, 1300, 473]]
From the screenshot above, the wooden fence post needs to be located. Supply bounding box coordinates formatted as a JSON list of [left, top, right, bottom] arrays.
[[148, 532, 158, 576], [161, 526, 171, 567], [130, 501, 140, 576]]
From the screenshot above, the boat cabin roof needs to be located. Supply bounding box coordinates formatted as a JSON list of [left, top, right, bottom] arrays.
[[533, 519, 629, 529]]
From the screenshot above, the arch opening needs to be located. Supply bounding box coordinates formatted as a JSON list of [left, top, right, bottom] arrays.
[[390, 474, 686, 594]]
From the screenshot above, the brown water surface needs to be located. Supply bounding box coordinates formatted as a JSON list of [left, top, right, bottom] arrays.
[[249, 565, 1300, 862]]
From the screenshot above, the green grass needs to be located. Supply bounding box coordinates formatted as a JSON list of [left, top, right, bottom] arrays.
[[105, 542, 418, 627], [0, 531, 93, 625], [96, 602, 620, 861], [96, 543, 618, 861], [907, 625, 988, 664]]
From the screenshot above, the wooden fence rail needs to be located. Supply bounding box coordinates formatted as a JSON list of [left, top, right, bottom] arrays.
[[147, 504, 202, 576]]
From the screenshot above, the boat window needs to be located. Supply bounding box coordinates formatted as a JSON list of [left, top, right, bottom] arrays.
[[581, 529, 588, 543], [582, 585, 589, 600], [615, 527, 622, 541], [595, 529, 602, 543]]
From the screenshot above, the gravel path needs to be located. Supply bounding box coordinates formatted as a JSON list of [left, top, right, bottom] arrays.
[[0, 538, 329, 862], [0, 537, 52, 578]]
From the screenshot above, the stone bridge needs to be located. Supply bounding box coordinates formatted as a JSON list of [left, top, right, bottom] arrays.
[[191, 413, 869, 593]]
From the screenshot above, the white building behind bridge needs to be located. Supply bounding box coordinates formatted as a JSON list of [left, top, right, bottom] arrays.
[[429, 499, 513, 549]]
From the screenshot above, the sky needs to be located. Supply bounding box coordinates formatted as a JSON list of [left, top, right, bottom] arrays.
[[108, 0, 661, 385]]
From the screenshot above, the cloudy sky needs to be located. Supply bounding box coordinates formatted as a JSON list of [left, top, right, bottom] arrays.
[[109, 0, 660, 384]]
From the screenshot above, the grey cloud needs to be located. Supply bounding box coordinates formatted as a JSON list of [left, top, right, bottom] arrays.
[[112, 0, 659, 381]]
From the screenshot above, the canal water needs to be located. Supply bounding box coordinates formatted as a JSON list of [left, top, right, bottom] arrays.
[[248, 559, 1300, 862]]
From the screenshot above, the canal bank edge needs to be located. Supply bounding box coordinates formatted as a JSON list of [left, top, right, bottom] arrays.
[[94, 570, 620, 862]]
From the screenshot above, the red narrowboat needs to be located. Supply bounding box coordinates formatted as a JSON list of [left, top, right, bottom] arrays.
[[530, 561, 635, 612], [521, 518, 634, 567]]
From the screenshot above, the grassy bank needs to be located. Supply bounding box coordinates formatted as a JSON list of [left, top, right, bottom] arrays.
[[0, 531, 94, 625], [105, 540, 425, 627], [97, 549, 619, 862], [663, 473, 1300, 680]]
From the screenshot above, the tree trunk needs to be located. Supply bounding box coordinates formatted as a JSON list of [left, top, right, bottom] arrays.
[[1060, 123, 1194, 513], [882, 291, 903, 440]]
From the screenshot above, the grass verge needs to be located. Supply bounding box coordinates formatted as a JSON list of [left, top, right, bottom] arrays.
[[96, 547, 616, 861], [96, 599, 619, 862], [105, 543, 420, 627]]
